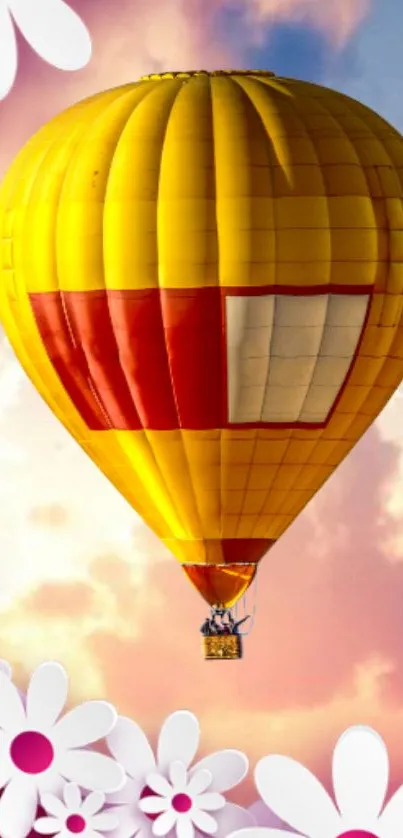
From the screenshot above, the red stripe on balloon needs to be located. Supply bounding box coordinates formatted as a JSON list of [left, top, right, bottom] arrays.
[[29, 284, 370, 432], [29, 291, 110, 430], [29, 287, 223, 430]]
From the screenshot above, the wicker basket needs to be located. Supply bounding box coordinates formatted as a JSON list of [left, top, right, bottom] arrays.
[[203, 634, 242, 660]]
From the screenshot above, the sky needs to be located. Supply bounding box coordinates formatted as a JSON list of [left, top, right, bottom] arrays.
[[1, 0, 403, 810]]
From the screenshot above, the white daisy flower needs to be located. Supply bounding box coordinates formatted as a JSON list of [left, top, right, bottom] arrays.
[[0, 0, 92, 99], [35, 782, 119, 837], [228, 726, 403, 838], [139, 760, 226, 838], [0, 661, 125, 838], [107, 711, 253, 838]]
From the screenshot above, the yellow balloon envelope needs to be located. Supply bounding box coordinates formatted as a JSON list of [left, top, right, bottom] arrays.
[[1, 70, 403, 653]]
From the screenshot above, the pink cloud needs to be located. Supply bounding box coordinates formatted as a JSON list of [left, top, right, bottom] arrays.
[[24, 581, 94, 617], [27, 504, 70, 528]]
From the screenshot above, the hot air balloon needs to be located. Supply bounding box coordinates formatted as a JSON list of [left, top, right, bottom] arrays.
[[1, 69, 403, 659]]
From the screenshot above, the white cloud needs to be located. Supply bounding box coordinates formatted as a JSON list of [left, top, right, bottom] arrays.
[[0, 334, 164, 609]]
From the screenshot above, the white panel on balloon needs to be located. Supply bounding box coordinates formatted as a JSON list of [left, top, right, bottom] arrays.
[[225, 292, 369, 425]]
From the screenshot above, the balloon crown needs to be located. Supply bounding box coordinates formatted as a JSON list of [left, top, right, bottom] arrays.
[[140, 69, 276, 81]]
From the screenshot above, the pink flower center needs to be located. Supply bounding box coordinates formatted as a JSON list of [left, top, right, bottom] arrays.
[[66, 814, 86, 834], [10, 731, 54, 774], [339, 832, 378, 838], [172, 793, 192, 813]]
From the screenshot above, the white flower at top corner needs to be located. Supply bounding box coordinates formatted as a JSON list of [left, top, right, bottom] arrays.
[[106, 711, 254, 838], [0, 661, 125, 838], [227, 725, 403, 838], [35, 781, 119, 837], [0, 0, 92, 99]]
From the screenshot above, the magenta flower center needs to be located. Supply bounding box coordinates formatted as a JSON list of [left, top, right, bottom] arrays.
[[66, 814, 86, 834], [339, 832, 378, 838], [172, 793, 193, 813], [10, 731, 54, 774]]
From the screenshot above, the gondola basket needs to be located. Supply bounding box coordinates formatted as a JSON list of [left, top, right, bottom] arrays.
[[202, 634, 242, 660]]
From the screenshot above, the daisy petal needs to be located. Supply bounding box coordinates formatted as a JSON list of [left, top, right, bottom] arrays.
[[82, 790, 105, 816], [34, 817, 61, 835], [0, 4, 17, 99], [158, 712, 199, 772], [169, 761, 187, 789], [177, 818, 194, 838], [53, 701, 117, 748], [8, 0, 92, 70], [147, 772, 173, 797], [107, 716, 155, 780], [107, 776, 141, 806], [64, 782, 82, 810], [255, 756, 339, 838], [378, 784, 403, 838], [108, 808, 146, 838], [191, 752, 248, 792], [92, 812, 120, 830], [191, 809, 217, 834], [60, 749, 125, 792], [40, 793, 66, 818], [26, 662, 68, 730], [0, 731, 12, 787], [153, 810, 177, 836], [195, 793, 225, 812], [140, 797, 170, 815], [188, 770, 213, 797], [332, 726, 388, 823], [0, 670, 25, 732], [37, 768, 63, 796], [0, 660, 11, 678], [0, 777, 38, 838], [215, 803, 255, 833]]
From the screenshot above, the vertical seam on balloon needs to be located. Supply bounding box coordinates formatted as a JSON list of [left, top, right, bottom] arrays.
[[293, 86, 336, 434], [56, 85, 185, 536], [34, 116, 118, 430], [153, 80, 205, 543], [28, 106, 156, 439], [98, 82, 196, 538], [0, 136, 70, 424], [312, 95, 394, 429], [230, 75, 288, 540], [259, 295, 275, 423], [298, 293, 330, 420], [279, 89, 336, 507], [233, 76, 278, 537], [60, 292, 114, 429], [234, 78, 328, 537], [210, 75, 225, 541], [118, 81, 200, 540], [55, 88, 150, 431], [100, 82, 177, 433], [81, 87, 157, 429], [219, 76, 251, 540], [299, 98, 384, 484]]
